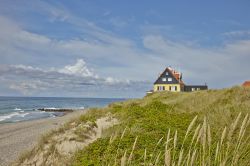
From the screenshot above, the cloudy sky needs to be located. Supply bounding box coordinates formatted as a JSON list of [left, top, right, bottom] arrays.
[[0, 0, 250, 98]]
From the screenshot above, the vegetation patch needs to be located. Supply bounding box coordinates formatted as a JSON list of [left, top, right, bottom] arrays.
[[73, 87, 250, 166]]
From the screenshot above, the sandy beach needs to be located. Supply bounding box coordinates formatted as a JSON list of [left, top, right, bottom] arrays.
[[0, 110, 86, 166]]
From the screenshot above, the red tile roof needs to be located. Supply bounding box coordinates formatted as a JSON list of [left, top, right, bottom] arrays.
[[168, 67, 185, 85], [242, 81, 250, 87]]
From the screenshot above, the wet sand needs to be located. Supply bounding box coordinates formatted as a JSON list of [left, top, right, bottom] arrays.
[[0, 110, 85, 166]]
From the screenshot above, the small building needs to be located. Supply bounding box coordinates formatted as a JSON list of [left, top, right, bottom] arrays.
[[153, 67, 208, 92], [184, 85, 208, 92], [242, 81, 250, 88]]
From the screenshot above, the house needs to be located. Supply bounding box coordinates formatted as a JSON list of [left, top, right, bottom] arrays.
[[153, 67, 208, 92], [242, 81, 250, 88]]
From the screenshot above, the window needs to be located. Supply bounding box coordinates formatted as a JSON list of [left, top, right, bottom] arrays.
[[168, 77, 172, 82], [165, 72, 169, 75], [162, 78, 167, 82], [157, 86, 165, 91], [191, 88, 195, 91], [170, 86, 177, 91]]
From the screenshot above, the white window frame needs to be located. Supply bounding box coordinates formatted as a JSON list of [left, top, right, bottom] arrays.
[[162, 78, 167, 82], [168, 77, 172, 82]]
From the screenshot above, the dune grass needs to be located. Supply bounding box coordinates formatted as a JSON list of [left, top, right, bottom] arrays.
[[72, 87, 250, 165], [106, 113, 250, 166]]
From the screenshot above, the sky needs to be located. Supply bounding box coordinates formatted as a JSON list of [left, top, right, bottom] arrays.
[[0, 0, 250, 98]]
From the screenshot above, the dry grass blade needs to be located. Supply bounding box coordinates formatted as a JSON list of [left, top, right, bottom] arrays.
[[157, 136, 164, 146], [172, 130, 178, 163], [207, 124, 212, 147], [165, 149, 171, 166], [220, 127, 227, 146], [238, 114, 249, 142], [190, 149, 197, 166], [214, 142, 219, 165], [177, 149, 183, 166], [228, 112, 241, 141], [121, 150, 127, 166], [202, 117, 207, 148], [207, 124, 212, 166], [128, 136, 138, 163], [184, 115, 198, 142], [174, 130, 178, 150], [232, 114, 249, 165], [190, 124, 201, 151], [185, 150, 191, 166], [121, 127, 127, 140], [165, 129, 171, 152]]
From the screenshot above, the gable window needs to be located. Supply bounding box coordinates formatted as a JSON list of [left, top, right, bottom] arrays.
[[162, 78, 167, 82], [168, 77, 172, 82], [165, 72, 169, 75]]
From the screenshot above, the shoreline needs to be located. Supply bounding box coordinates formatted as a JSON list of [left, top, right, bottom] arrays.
[[0, 110, 86, 166]]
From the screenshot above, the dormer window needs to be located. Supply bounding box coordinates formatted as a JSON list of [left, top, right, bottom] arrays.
[[168, 78, 172, 81], [162, 78, 167, 82]]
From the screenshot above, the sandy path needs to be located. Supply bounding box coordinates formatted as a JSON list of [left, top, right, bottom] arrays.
[[0, 110, 85, 166]]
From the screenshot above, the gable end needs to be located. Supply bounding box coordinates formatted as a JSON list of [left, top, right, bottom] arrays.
[[154, 68, 180, 84]]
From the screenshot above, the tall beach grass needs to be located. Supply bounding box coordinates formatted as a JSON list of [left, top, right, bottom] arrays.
[[109, 113, 250, 165]]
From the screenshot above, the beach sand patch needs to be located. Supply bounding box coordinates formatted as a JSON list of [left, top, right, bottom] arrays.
[[13, 115, 118, 166]]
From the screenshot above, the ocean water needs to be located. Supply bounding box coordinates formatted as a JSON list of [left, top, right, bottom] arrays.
[[0, 97, 125, 123]]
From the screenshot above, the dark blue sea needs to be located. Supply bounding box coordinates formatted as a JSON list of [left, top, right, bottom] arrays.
[[0, 97, 125, 123]]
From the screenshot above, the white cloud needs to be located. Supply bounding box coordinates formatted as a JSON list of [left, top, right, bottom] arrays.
[[59, 59, 97, 78], [0, 59, 151, 97], [223, 30, 250, 38]]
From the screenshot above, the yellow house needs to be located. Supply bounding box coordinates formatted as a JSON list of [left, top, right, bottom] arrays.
[[153, 67, 184, 92], [153, 67, 208, 92]]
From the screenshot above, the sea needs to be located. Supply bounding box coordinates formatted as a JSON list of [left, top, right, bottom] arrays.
[[0, 97, 125, 123]]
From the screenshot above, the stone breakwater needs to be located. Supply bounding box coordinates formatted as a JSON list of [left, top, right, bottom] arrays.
[[37, 108, 75, 112]]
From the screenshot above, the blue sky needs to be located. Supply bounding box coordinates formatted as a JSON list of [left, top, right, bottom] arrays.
[[0, 0, 250, 98]]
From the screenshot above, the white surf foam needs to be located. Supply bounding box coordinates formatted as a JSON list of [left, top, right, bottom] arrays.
[[0, 112, 20, 122], [19, 113, 29, 117]]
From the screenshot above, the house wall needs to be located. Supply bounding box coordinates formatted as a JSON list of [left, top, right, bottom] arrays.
[[154, 84, 181, 92]]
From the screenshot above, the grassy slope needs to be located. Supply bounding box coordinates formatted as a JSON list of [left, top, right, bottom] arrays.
[[72, 87, 250, 165]]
